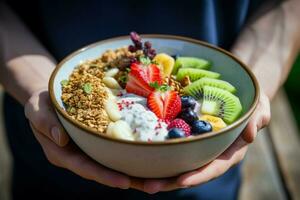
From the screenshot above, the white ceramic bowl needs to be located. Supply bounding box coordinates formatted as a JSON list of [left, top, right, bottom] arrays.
[[49, 35, 259, 178]]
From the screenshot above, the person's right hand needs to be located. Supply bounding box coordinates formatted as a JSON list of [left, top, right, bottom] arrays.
[[24, 89, 134, 190]]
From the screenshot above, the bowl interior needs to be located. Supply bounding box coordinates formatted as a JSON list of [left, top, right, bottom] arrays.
[[51, 35, 256, 136]]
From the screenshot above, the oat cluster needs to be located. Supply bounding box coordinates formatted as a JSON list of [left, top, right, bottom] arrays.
[[100, 46, 143, 64], [163, 76, 184, 95]]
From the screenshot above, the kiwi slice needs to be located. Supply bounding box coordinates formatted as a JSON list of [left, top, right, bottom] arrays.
[[184, 77, 237, 98], [172, 57, 210, 74], [201, 86, 242, 124], [176, 68, 220, 82]]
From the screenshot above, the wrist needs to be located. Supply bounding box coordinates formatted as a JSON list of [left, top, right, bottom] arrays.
[[26, 85, 49, 99], [5, 55, 56, 105]]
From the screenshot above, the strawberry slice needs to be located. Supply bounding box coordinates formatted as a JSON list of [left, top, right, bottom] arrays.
[[147, 90, 182, 120], [147, 64, 163, 85], [125, 62, 162, 97], [125, 79, 150, 97], [147, 91, 164, 118]]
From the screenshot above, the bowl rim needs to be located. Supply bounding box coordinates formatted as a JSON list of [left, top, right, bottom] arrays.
[[49, 34, 260, 146]]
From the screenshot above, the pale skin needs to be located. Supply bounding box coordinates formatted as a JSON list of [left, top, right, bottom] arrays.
[[1, 0, 300, 194]]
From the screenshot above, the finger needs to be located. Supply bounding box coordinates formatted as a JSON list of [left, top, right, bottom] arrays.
[[241, 115, 259, 143], [130, 177, 169, 193], [143, 178, 180, 194], [142, 137, 248, 193], [30, 123, 131, 189], [25, 90, 69, 146], [242, 93, 270, 143], [258, 92, 271, 129], [143, 179, 169, 194], [177, 137, 248, 187], [139, 96, 270, 193], [130, 178, 145, 191], [142, 94, 271, 192]]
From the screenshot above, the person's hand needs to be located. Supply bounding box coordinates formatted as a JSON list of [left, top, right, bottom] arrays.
[[24, 88, 270, 194], [139, 91, 271, 194], [24, 89, 133, 189]]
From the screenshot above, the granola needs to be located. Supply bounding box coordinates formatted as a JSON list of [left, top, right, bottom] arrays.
[[61, 46, 141, 133]]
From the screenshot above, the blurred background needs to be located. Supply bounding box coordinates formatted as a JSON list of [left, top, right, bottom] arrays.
[[285, 56, 300, 129], [0, 55, 299, 200]]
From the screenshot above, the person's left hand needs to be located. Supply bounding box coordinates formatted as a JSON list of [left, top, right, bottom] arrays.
[[134, 91, 270, 194]]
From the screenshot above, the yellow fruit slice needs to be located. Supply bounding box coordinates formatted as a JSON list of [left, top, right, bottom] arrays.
[[153, 53, 175, 77], [199, 115, 227, 131], [111, 120, 135, 141]]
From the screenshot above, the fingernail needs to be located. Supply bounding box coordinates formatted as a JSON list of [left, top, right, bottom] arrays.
[[118, 182, 130, 190], [113, 178, 131, 190], [118, 185, 130, 190], [51, 127, 61, 145], [144, 183, 162, 194]]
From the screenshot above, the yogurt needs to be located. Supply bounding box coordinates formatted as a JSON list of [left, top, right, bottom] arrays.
[[117, 91, 147, 107], [117, 94, 168, 141]]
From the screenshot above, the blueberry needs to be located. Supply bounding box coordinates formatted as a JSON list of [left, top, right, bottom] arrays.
[[168, 128, 185, 139], [181, 96, 197, 109], [191, 120, 212, 135], [178, 108, 198, 124]]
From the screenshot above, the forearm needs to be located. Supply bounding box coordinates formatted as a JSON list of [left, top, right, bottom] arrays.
[[231, 0, 300, 100], [0, 3, 55, 105]]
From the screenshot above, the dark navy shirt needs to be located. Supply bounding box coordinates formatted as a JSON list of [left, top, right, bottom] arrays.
[[7, 0, 264, 60], [4, 0, 267, 199]]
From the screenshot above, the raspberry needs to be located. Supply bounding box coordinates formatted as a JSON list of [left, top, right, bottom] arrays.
[[167, 119, 191, 136]]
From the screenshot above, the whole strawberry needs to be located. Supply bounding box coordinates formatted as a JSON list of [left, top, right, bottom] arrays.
[[167, 119, 191, 136]]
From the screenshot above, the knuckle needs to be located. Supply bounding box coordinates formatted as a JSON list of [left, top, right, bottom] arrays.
[[264, 110, 271, 123], [261, 110, 271, 129], [24, 96, 48, 129], [24, 99, 35, 119], [24, 104, 30, 119], [242, 123, 256, 143], [263, 115, 271, 126]]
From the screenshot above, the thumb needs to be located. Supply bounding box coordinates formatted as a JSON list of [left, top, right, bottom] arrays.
[[242, 93, 270, 143], [24, 89, 69, 146]]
